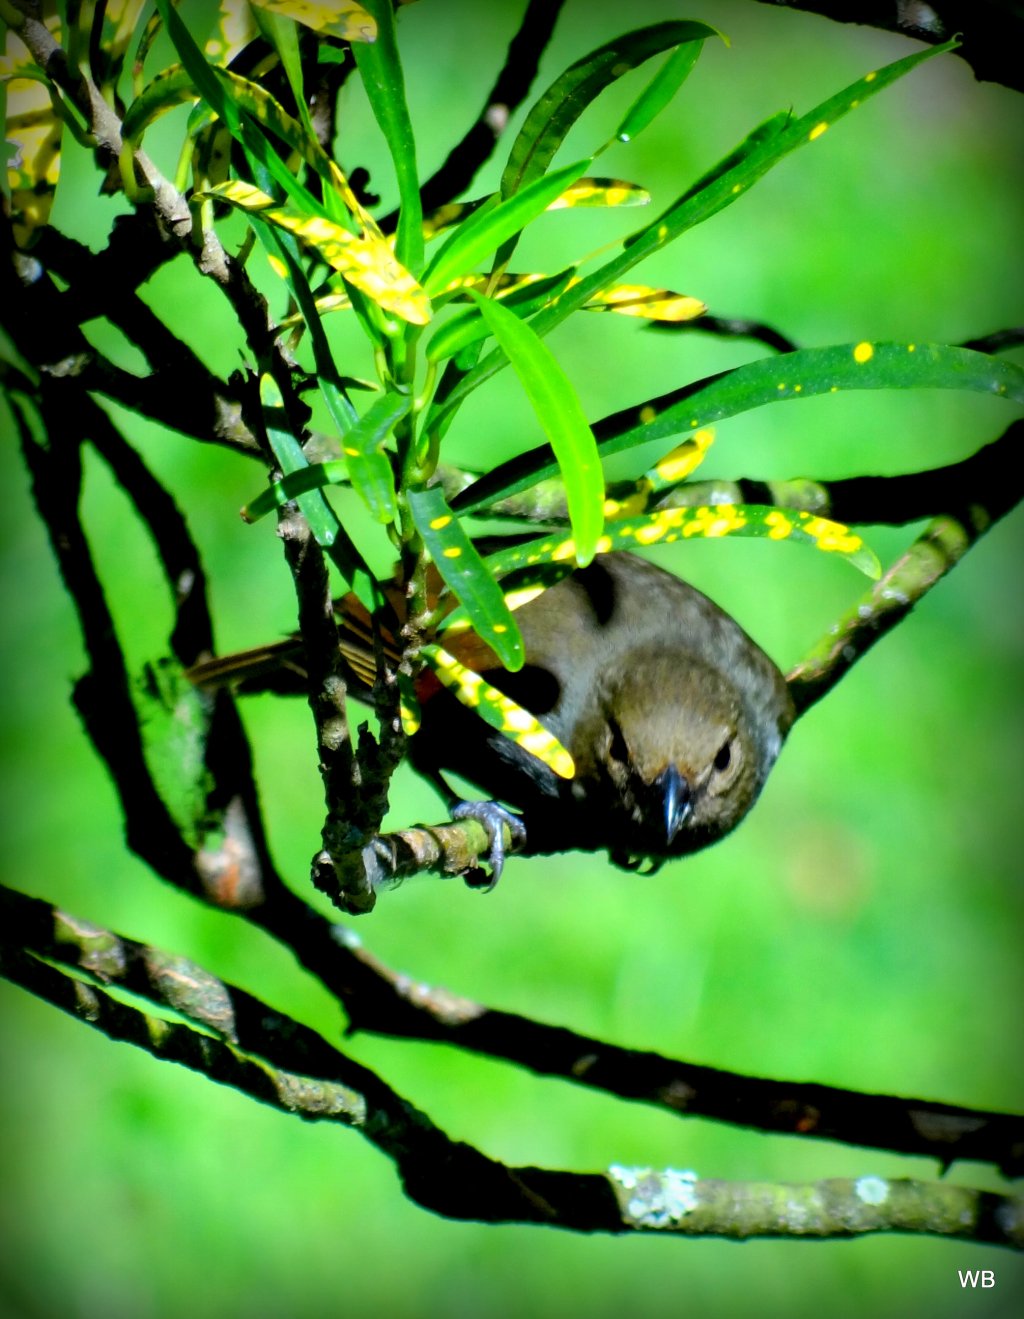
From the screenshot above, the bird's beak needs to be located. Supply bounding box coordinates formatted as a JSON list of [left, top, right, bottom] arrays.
[[658, 764, 691, 844]]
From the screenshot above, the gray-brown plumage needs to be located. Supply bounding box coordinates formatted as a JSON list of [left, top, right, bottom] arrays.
[[419, 552, 795, 869], [190, 551, 795, 876]]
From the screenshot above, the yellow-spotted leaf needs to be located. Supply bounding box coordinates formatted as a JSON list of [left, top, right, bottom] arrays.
[[397, 671, 422, 736], [582, 284, 705, 322], [216, 68, 372, 227], [454, 339, 1023, 514], [421, 176, 646, 242], [197, 180, 430, 325], [435, 38, 960, 431], [421, 644, 575, 780], [336, 389, 407, 522], [422, 198, 485, 242], [547, 178, 650, 210], [408, 486, 524, 671], [483, 506, 880, 580], [250, 0, 376, 42], [644, 427, 715, 492], [205, 0, 258, 65], [600, 428, 716, 521]]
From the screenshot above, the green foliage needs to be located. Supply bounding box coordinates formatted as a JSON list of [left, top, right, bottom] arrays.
[[3, 1, 1024, 1311], [8, 0, 990, 768]]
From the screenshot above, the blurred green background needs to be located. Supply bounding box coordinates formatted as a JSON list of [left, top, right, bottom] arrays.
[[2, 1, 1023, 1315]]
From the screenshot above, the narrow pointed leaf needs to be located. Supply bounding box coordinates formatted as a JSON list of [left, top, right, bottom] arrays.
[[548, 178, 650, 209], [643, 428, 715, 494], [482, 506, 880, 580], [336, 390, 407, 522], [583, 284, 705, 322], [258, 375, 341, 549], [242, 460, 349, 522], [426, 270, 575, 362], [197, 180, 430, 324], [421, 645, 575, 779], [668, 109, 793, 211], [454, 340, 1021, 512], [614, 37, 707, 145], [467, 289, 604, 564], [243, 391, 407, 524], [408, 486, 524, 670], [433, 39, 959, 426], [501, 21, 719, 196], [352, 0, 423, 271], [121, 66, 196, 141], [249, 0, 376, 42], [422, 158, 591, 298]]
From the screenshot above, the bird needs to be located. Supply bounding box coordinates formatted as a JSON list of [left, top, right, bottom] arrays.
[[189, 551, 795, 884]]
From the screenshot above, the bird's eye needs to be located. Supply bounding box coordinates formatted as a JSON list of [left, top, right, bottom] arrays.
[[607, 718, 630, 764], [713, 740, 732, 773]]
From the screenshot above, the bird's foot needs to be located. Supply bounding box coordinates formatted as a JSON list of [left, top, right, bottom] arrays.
[[451, 800, 527, 892]]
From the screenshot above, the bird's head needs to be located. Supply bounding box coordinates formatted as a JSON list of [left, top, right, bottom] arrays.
[[569, 644, 776, 860]]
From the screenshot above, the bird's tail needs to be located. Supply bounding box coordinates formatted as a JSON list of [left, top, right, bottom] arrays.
[[185, 593, 390, 697]]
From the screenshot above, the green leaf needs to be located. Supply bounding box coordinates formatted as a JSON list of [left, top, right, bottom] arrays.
[[432, 38, 959, 427], [408, 486, 524, 671], [352, 0, 423, 273], [243, 391, 407, 525], [336, 390, 407, 522], [243, 227, 371, 595], [122, 66, 196, 143], [613, 36, 708, 145], [257, 374, 341, 550], [482, 506, 881, 581], [422, 158, 591, 299], [214, 68, 369, 227], [467, 289, 604, 565], [425, 269, 575, 363], [667, 108, 793, 212], [454, 340, 1020, 513], [135, 659, 214, 851], [501, 21, 719, 196], [155, 0, 317, 215], [242, 461, 349, 523], [420, 644, 575, 780]]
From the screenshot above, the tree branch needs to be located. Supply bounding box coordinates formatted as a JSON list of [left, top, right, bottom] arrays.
[[747, 0, 1024, 94], [11, 374, 1023, 1179], [3, 900, 1020, 1245], [787, 419, 1024, 713]]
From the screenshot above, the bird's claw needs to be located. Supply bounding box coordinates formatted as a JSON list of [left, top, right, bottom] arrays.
[[451, 800, 526, 891]]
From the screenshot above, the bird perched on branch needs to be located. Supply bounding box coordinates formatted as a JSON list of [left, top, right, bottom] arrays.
[[190, 552, 795, 883]]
